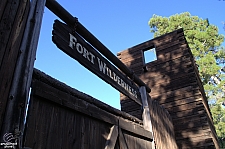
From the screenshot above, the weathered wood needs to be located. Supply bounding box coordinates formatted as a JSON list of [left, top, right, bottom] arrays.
[[175, 128, 212, 141], [31, 69, 153, 141], [24, 94, 112, 149], [45, 0, 151, 93], [118, 42, 188, 64], [24, 68, 153, 149], [117, 29, 184, 55], [119, 28, 219, 148], [174, 120, 210, 133], [52, 20, 142, 105], [146, 97, 177, 149], [119, 117, 153, 140], [142, 72, 196, 90], [160, 96, 202, 109], [117, 29, 184, 57], [125, 57, 193, 76], [32, 79, 119, 125], [150, 83, 198, 97], [139, 87, 152, 131], [164, 100, 203, 112], [177, 141, 215, 149], [0, 0, 29, 132], [32, 68, 143, 124], [0, 0, 45, 147], [150, 85, 201, 101], [104, 125, 118, 149], [141, 55, 192, 71], [119, 128, 128, 149], [140, 86, 155, 149], [0, 0, 7, 18]]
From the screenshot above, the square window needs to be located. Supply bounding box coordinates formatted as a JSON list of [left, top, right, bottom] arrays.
[[143, 47, 157, 64]]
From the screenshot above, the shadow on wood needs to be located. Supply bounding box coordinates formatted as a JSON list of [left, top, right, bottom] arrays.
[[118, 28, 219, 149]]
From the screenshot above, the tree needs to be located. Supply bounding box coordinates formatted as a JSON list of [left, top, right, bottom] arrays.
[[148, 12, 225, 146], [210, 99, 225, 148]]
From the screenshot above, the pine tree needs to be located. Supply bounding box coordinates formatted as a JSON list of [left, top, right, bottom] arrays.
[[210, 99, 225, 148], [148, 12, 225, 147]]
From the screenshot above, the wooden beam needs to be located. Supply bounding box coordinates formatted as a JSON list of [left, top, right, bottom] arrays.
[[32, 79, 119, 126], [0, 0, 29, 133], [52, 20, 142, 105], [32, 68, 143, 124], [139, 86, 155, 149], [140, 86, 152, 131], [119, 117, 153, 141], [104, 125, 118, 149], [31, 75, 153, 141], [45, 0, 151, 93], [0, 0, 46, 147], [119, 128, 128, 149]]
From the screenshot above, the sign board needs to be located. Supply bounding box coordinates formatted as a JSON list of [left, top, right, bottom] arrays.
[[52, 20, 141, 105]]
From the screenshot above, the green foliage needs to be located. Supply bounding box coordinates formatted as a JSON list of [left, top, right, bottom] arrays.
[[149, 12, 224, 85], [148, 12, 225, 147], [210, 99, 225, 148]]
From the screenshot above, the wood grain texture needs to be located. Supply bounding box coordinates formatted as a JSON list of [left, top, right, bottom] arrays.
[[104, 125, 118, 149], [118, 28, 219, 148], [0, 0, 29, 133], [0, 0, 45, 147], [52, 20, 142, 105], [23, 69, 153, 148]]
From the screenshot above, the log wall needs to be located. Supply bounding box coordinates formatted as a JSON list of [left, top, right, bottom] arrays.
[[117, 28, 219, 149]]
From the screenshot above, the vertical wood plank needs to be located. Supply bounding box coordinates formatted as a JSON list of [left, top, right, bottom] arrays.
[[119, 128, 128, 149], [139, 86, 155, 149], [0, 0, 46, 147], [0, 0, 29, 132], [0, 0, 7, 18], [104, 125, 118, 149]]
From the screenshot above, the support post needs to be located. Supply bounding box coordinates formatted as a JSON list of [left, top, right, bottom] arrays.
[[0, 0, 46, 148], [118, 128, 128, 149], [139, 86, 155, 149], [0, 0, 29, 134], [45, 0, 151, 93]]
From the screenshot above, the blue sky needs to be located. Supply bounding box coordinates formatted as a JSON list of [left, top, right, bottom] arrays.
[[35, 0, 225, 109]]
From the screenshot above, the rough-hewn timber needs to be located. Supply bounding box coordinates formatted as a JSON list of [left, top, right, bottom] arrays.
[[118, 28, 219, 149], [0, 0, 30, 136], [23, 69, 153, 149]]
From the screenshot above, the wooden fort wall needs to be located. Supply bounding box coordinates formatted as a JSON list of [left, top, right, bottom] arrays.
[[0, 1, 197, 148], [117, 29, 219, 149], [23, 68, 154, 149], [120, 86, 178, 149], [0, 0, 30, 131], [0, 1, 177, 148]]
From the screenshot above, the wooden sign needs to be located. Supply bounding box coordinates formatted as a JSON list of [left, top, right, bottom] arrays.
[[52, 20, 141, 105]]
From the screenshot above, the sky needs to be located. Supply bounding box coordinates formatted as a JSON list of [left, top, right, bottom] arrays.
[[35, 0, 225, 109]]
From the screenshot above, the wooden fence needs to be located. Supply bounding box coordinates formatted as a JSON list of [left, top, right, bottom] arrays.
[[23, 68, 153, 149], [1, 0, 214, 148], [117, 28, 219, 148]]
